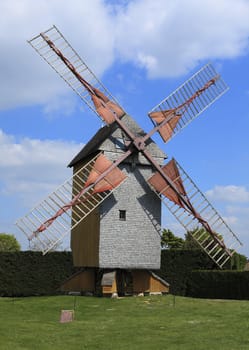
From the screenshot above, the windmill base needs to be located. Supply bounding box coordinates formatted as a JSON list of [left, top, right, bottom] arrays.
[[61, 268, 169, 297]]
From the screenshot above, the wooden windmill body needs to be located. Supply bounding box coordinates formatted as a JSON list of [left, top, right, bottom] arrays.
[[16, 26, 242, 296], [69, 114, 165, 270]]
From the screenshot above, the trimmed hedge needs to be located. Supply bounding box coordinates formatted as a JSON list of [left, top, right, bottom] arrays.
[[0, 251, 77, 297], [187, 270, 249, 300], [0, 250, 247, 298], [157, 249, 215, 295], [0, 250, 213, 297]]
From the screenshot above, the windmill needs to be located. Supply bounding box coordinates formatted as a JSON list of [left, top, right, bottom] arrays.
[[16, 26, 242, 296]]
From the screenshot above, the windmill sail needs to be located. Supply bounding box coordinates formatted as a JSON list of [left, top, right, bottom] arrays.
[[28, 25, 125, 124], [16, 153, 127, 254], [148, 64, 228, 143], [148, 159, 187, 207], [22, 26, 242, 269], [148, 159, 242, 268]]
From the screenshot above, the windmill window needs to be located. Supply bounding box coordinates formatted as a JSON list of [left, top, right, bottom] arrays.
[[115, 137, 126, 150], [119, 210, 126, 221]]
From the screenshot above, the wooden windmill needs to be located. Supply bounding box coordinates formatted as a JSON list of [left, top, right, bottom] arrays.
[[16, 26, 242, 296]]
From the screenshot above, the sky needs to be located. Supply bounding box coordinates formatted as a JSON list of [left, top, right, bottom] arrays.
[[0, 0, 249, 256]]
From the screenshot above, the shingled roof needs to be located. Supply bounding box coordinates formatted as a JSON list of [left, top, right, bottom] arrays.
[[68, 114, 166, 168], [68, 122, 117, 167]]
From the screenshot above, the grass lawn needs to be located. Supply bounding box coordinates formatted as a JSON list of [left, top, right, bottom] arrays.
[[0, 295, 249, 349]]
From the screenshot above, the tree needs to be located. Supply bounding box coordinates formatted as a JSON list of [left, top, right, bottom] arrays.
[[0, 233, 21, 252], [184, 228, 224, 250], [230, 252, 247, 270], [161, 229, 184, 249], [184, 230, 202, 250]]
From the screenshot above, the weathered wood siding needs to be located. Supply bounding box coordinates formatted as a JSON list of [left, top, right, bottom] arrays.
[[150, 276, 169, 293], [61, 269, 95, 292], [132, 270, 169, 294], [132, 270, 150, 293], [71, 159, 100, 267], [71, 209, 100, 266]]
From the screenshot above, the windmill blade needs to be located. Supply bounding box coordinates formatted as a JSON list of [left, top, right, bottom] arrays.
[[16, 153, 127, 254], [147, 159, 242, 268], [28, 25, 125, 124], [148, 63, 228, 143]]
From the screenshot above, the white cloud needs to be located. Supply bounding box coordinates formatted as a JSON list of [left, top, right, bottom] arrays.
[[226, 206, 249, 216], [0, 129, 83, 249], [0, 0, 249, 110], [206, 185, 249, 203], [0, 129, 83, 207], [0, 0, 115, 110], [115, 0, 249, 77], [42, 94, 78, 118], [221, 215, 238, 225], [224, 209, 249, 254], [205, 185, 249, 255]]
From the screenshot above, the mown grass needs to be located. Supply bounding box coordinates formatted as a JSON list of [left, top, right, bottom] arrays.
[[0, 295, 249, 349]]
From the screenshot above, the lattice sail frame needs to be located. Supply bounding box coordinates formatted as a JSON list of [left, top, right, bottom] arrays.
[[148, 159, 242, 268], [16, 153, 127, 254], [148, 63, 229, 143], [28, 25, 123, 121]]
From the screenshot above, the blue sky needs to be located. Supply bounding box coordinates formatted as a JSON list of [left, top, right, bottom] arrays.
[[0, 0, 249, 256]]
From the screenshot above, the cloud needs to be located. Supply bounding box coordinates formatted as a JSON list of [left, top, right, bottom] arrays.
[[0, 129, 83, 208], [205, 185, 249, 255], [115, 0, 249, 77], [206, 185, 249, 203], [226, 206, 249, 216], [0, 0, 115, 110], [0, 129, 83, 249], [221, 215, 238, 225], [42, 94, 79, 118], [0, 0, 249, 110]]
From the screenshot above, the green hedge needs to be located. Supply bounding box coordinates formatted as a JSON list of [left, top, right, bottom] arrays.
[[0, 250, 213, 297], [0, 251, 247, 298], [0, 252, 77, 297], [157, 249, 215, 295], [187, 270, 249, 300]]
